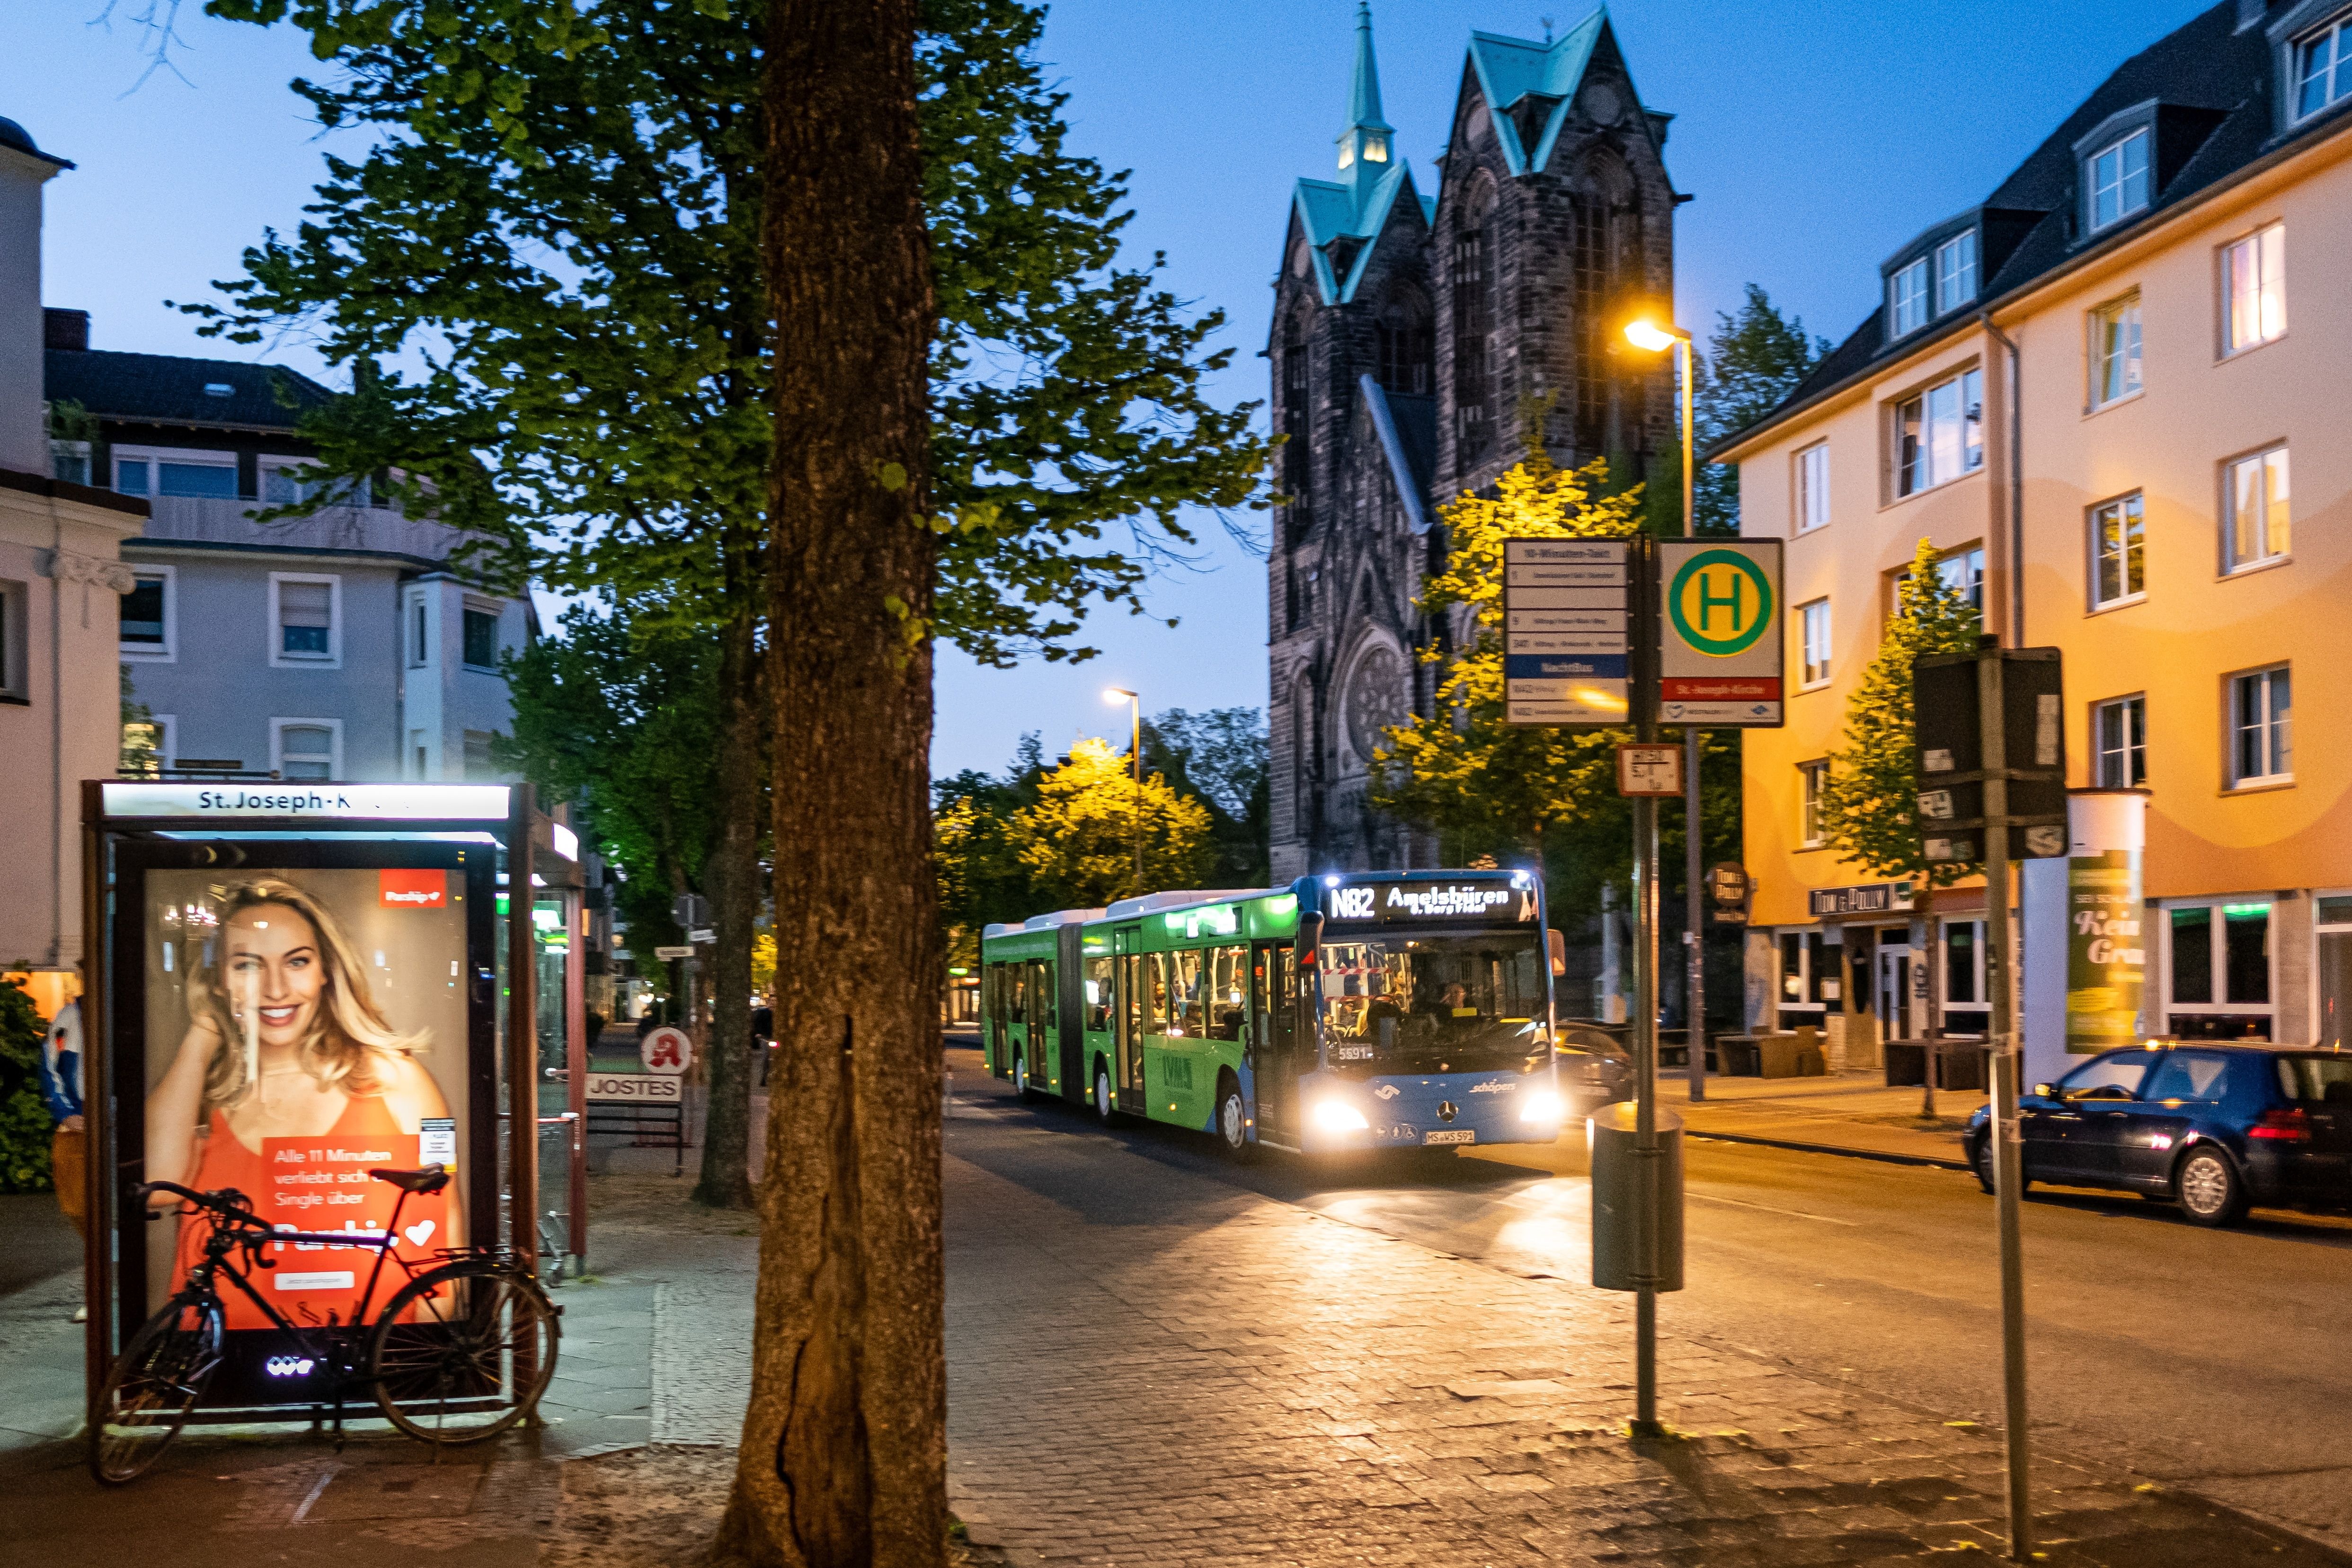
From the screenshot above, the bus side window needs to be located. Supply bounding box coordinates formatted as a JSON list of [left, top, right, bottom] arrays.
[[1170, 949, 1205, 1035], [1142, 952, 1166, 1036], [1033, 959, 1055, 1029], [1085, 955, 1114, 1031], [1210, 946, 1245, 1039]]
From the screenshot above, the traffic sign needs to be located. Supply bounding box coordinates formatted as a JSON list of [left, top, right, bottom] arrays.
[[1615, 744, 1684, 797], [641, 1025, 694, 1074], [1657, 539, 1784, 726], [1503, 538, 1631, 725], [653, 944, 693, 960]]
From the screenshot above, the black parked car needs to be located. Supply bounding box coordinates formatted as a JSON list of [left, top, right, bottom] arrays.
[[1964, 1043, 2352, 1227]]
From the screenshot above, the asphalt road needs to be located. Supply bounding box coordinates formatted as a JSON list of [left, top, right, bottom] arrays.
[[945, 1043, 2352, 1551]]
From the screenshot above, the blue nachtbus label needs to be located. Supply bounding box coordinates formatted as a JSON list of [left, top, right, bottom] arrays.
[[1503, 654, 1630, 679]]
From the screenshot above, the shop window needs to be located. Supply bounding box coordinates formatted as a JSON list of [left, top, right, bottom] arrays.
[[2166, 900, 2272, 1040]]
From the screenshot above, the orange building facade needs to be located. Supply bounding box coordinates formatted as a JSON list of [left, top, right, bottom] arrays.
[[1714, 0, 2352, 1066]]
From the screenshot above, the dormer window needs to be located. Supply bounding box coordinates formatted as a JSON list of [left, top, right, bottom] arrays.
[[1935, 230, 1977, 311], [2088, 128, 2150, 230], [2295, 17, 2352, 120], [1888, 257, 1929, 337]]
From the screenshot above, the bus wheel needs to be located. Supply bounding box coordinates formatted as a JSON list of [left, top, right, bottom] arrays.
[[1215, 1078, 1254, 1164], [1092, 1063, 1118, 1126]]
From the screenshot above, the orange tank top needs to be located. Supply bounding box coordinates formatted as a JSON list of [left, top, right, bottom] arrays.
[[171, 1092, 409, 1306]]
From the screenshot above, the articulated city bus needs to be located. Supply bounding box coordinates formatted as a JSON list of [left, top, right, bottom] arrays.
[[979, 869, 1617, 1157]]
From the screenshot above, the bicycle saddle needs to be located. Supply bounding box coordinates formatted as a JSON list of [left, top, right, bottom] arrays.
[[369, 1166, 451, 1194]]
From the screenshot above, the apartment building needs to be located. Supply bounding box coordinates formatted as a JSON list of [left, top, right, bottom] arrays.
[[44, 311, 534, 782], [1713, 0, 2352, 1064]]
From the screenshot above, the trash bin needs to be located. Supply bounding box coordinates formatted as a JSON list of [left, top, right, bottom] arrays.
[[1588, 1101, 1685, 1293]]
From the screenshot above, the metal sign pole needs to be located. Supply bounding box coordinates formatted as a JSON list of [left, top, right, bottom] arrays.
[[1979, 650, 2032, 1559], [1630, 536, 1664, 1437]]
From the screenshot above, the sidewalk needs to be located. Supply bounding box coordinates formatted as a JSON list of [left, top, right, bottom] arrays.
[[1665, 1069, 1983, 1169]]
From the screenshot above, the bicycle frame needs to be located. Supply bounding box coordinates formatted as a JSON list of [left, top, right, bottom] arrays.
[[176, 1180, 440, 1361]]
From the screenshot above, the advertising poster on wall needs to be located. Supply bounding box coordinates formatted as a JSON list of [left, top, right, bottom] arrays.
[[2065, 850, 2146, 1054], [139, 866, 471, 1326]]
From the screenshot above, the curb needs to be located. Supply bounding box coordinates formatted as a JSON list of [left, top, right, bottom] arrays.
[[1683, 1126, 1971, 1172]]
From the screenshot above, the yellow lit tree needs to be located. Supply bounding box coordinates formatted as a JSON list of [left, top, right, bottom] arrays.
[[1010, 738, 1215, 909]]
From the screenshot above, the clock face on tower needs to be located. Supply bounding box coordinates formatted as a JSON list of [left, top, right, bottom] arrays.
[[1581, 82, 1623, 126]]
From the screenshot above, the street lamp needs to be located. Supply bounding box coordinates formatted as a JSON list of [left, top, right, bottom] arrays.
[[1623, 316, 1707, 1105], [1103, 687, 1143, 892]]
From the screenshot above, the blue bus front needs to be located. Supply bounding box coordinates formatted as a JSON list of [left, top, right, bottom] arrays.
[[1290, 870, 1565, 1152]]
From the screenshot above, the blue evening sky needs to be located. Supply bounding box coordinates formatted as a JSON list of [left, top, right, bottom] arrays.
[[2, 0, 2208, 777]]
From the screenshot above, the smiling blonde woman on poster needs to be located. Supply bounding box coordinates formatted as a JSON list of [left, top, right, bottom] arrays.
[[146, 877, 462, 1289]]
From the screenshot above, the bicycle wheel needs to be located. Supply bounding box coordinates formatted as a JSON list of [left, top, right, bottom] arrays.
[[367, 1260, 559, 1445], [91, 1295, 224, 1484]]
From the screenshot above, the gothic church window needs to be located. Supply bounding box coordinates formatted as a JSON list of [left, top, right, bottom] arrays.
[[1376, 292, 1433, 395], [1342, 643, 1408, 768], [1572, 152, 1638, 455], [1282, 316, 1312, 528], [1452, 183, 1496, 461]]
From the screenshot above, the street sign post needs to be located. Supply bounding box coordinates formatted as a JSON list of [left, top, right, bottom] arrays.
[[1615, 744, 1683, 797], [1912, 642, 2063, 1563], [653, 944, 693, 960]]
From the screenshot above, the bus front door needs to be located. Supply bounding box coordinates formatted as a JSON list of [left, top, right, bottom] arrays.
[[1114, 927, 1143, 1115], [1251, 942, 1299, 1143]]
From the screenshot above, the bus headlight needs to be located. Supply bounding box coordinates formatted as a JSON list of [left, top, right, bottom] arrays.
[[1310, 1100, 1371, 1133], [1518, 1090, 1564, 1125]]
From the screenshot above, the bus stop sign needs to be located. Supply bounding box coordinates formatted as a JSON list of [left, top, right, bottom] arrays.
[[1658, 539, 1783, 726]]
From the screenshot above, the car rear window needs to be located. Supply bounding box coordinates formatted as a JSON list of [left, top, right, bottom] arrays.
[[2276, 1056, 2352, 1105], [2146, 1051, 2232, 1102]]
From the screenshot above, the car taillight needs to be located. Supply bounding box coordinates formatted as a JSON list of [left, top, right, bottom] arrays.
[[2250, 1107, 2311, 1143]]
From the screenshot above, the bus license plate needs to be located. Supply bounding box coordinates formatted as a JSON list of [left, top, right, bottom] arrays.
[[1423, 1129, 1474, 1145]]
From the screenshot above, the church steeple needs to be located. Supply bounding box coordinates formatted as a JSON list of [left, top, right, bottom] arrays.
[[1336, 2, 1394, 195]]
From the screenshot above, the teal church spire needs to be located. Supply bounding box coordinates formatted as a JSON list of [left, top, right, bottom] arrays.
[[1337, 1, 1394, 195]]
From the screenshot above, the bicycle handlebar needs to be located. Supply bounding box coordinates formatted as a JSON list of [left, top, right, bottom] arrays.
[[138, 1181, 401, 1252]]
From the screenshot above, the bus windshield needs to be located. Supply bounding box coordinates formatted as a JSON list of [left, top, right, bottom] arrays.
[[1319, 930, 1549, 1074]]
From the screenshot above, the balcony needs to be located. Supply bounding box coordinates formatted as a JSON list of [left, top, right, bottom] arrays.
[[136, 494, 475, 565]]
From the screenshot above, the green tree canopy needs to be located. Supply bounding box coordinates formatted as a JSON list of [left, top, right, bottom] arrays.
[[1818, 536, 1985, 889], [1010, 739, 1214, 911], [1694, 284, 1829, 533], [1141, 707, 1269, 888]]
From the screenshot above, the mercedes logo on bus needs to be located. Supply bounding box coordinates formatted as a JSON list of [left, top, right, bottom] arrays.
[[1437, 1101, 1458, 1123]]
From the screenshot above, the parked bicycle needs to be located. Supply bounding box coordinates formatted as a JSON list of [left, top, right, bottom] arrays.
[[91, 1167, 560, 1485]]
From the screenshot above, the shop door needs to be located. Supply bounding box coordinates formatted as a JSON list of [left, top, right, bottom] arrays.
[[1875, 942, 1913, 1044]]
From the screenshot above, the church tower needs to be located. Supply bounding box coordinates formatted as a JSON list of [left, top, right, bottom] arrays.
[[1268, 5, 1679, 883]]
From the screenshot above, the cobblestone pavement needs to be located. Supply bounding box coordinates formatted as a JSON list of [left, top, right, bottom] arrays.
[[941, 1074, 2343, 1568]]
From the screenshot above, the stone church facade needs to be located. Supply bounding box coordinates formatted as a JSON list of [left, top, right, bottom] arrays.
[[1268, 4, 1680, 882]]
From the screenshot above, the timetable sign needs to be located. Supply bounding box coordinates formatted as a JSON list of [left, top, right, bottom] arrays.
[[1503, 538, 1630, 726]]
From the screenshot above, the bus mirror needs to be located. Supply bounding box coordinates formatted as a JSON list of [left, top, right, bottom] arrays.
[[1548, 928, 1568, 978], [1296, 912, 1323, 964]]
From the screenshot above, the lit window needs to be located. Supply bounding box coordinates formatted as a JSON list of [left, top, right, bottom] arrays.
[[2230, 666, 2291, 787], [2089, 294, 2142, 407], [2222, 224, 2286, 354], [2094, 695, 2146, 788], [1935, 230, 1977, 312], [2166, 901, 2273, 1038], [1888, 258, 1929, 337], [1895, 367, 1983, 496], [1798, 599, 1832, 687], [2224, 447, 2289, 573], [2089, 495, 2145, 608], [2088, 129, 2150, 231], [1799, 761, 1828, 848], [2296, 18, 2352, 120], [1795, 443, 1830, 533]]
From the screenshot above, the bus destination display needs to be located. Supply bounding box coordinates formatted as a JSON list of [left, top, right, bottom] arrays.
[[1324, 879, 1536, 926]]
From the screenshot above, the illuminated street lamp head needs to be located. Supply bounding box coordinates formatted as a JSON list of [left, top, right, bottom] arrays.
[[1103, 687, 1137, 705], [1623, 319, 1689, 354]]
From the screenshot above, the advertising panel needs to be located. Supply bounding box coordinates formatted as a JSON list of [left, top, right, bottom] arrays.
[[2065, 851, 2146, 1054], [134, 861, 476, 1330]]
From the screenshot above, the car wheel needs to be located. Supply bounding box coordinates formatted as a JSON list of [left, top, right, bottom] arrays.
[[1969, 1133, 1997, 1195], [1215, 1078, 1253, 1163], [1092, 1063, 1118, 1126], [2174, 1145, 2247, 1228]]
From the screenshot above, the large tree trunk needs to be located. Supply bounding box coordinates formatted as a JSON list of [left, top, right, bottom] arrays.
[[718, 0, 942, 1562], [695, 571, 765, 1212]]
